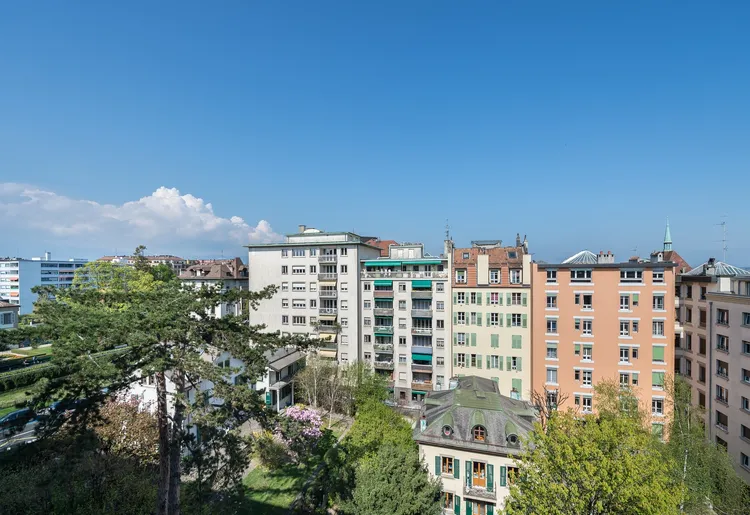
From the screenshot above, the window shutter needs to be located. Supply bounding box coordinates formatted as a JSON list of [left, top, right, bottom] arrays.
[[499, 313, 503, 326], [471, 333, 477, 347], [633, 293, 640, 303], [453, 333, 458, 346], [477, 313, 482, 326], [454, 495, 461, 515], [486, 293, 491, 304], [477, 354, 482, 369], [506, 356, 512, 370], [512, 335, 521, 349], [453, 293, 457, 304], [574, 343, 581, 354], [454, 458, 460, 479], [488, 505, 494, 515], [453, 312, 458, 324], [512, 378, 522, 393], [517, 357, 522, 371], [487, 464, 494, 492], [506, 293, 512, 305], [466, 500, 472, 515], [453, 353, 457, 366], [653, 346, 665, 362], [499, 294, 503, 306], [506, 314, 512, 327], [466, 461, 472, 487], [498, 356, 504, 371], [500, 465, 507, 486], [491, 334, 499, 348], [486, 313, 491, 326], [522, 314, 528, 328], [486, 355, 491, 368], [477, 294, 482, 305], [435, 456, 441, 475], [652, 371, 664, 386], [522, 293, 528, 306]]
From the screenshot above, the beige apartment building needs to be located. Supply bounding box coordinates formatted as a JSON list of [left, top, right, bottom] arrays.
[[676, 259, 750, 482], [450, 237, 531, 401], [532, 247, 676, 434]]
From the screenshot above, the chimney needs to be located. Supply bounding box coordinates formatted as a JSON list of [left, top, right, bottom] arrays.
[[516, 233, 521, 247], [597, 251, 615, 264], [298, 224, 306, 233], [44, 251, 51, 261]]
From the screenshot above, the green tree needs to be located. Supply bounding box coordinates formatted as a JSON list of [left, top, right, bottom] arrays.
[[345, 399, 415, 461], [504, 381, 680, 515], [340, 443, 442, 515], [6, 256, 317, 515], [666, 376, 748, 514]]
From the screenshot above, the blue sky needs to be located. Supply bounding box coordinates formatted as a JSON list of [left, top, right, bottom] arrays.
[[1, 2, 749, 266]]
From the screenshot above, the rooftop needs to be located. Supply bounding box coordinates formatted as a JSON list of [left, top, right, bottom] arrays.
[[0, 301, 20, 309], [683, 259, 750, 278], [179, 258, 247, 281]]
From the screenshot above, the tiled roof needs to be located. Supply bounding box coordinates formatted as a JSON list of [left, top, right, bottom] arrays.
[[0, 301, 20, 309], [562, 250, 599, 264], [179, 258, 247, 280], [683, 261, 750, 278], [452, 246, 525, 266], [365, 239, 399, 257]]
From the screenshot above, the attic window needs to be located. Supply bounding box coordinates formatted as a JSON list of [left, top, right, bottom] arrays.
[[508, 251, 517, 259], [462, 253, 469, 259], [442, 425, 453, 437], [507, 433, 519, 446], [473, 425, 486, 442]]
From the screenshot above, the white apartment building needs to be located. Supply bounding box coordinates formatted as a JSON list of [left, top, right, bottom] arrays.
[[247, 225, 382, 363], [359, 243, 451, 403], [0, 253, 88, 314], [0, 301, 20, 330]]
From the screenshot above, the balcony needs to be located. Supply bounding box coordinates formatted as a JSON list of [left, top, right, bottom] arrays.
[[374, 343, 394, 352], [411, 291, 433, 300], [411, 309, 432, 318], [373, 325, 394, 334], [319, 273, 337, 281], [319, 290, 338, 298], [318, 255, 337, 263], [374, 360, 394, 370], [464, 484, 497, 501], [361, 270, 448, 279], [411, 327, 433, 336], [317, 325, 339, 334], [374, 290, 394, 299], [412, 345, 433, 355], [374, 307, 394, 317], [412, 363, 433, 372], [319, 307, 338, 316], [411, 381, 433, 391]]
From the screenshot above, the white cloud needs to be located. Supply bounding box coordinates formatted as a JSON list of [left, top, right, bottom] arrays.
[[0, 183, 282, 255]]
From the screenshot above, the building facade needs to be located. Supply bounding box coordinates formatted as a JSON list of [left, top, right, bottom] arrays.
[[247, 225, 382, 363], [359, 243, 451, 402], [450, 238, 531, 400], [675, 259, 750, 482], [179, 257, 249, 318], [532, 248, 676, 434], [0, 301, 20, 330], [416, 376, 535, 515], [0, 253, 88, 314], [98, 254, 190, 274]]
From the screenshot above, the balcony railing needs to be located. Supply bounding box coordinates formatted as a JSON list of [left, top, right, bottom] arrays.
[[411, 327, 433, 335], [412, 363, 433, 372], [319, 290, 338, 298], [318, 255, 337, 263], [319, 307, 338, 315], [317, 326, 338, 334], [361, 270, 448, 279], [374, 290, 394, 298], [318, 273, 337, 281], [411, 309, 433, 318], [374, 325, 394, 334], [374, 307, 394, 317], [464, 484, 497, 501], [412, 345, 433, 354], [411, 381, 432, 391], [374, 343, 394, 352], [374, 360, 394, 370], [411, 291, 433, 299]]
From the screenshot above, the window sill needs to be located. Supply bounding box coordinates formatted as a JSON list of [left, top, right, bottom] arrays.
[[716, 348, 729, 355], [545, 382, 559, 386], [545, 333, 559, 337], [716, 374, 729, 381], [618, 361, 632, 366], [580, 334, 594, 338], [651, 413, 665, 418], [545, 307, 559, 311], [716, 424, 729, 434], [569, 283, 595, 286], [545, 357, 559, 361], [619, 335, 633, 339], [581, 384, 594, 389], [715, 398, 729, 407], [618, 283, 645, 287]]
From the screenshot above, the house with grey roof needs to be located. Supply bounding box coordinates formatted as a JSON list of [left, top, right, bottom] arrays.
[[415, 375, 536, 515]]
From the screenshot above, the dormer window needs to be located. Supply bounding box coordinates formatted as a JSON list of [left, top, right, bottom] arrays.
[[507, 433, 519, 446], [442, 425, 453, 437], [473, 425, 486, 442]]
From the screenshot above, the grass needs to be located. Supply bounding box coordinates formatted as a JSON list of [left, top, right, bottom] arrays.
[[0, 387, 32, 407], [243, 463, 308, 515], [323, 418, 350, 440], [15, 346, 54, 357], [0, 405, 17, 417]]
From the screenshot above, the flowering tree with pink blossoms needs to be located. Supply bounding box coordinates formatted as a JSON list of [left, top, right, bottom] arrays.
[[275, 405, 324, 464]]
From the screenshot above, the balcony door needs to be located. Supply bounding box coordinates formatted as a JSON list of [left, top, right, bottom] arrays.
[[472, 461, 487, 488]]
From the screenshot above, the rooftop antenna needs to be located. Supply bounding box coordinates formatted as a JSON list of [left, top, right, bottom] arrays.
[[714, 216, 728, 261], [445, 219, 451, 240]]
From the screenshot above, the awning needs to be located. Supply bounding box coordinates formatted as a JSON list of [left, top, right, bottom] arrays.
[[374, 332, 393, 337], [319, 349, 337, 359], [268, 380, 289, 391], [318, 313, 337, 320], [403, 260, 442, 265], [411, 280, 432, 288], [412, 390, 427, 395], [319, 334, 337, 342], [412, 353, 433, 361], [365, 261, 402, 267], [268, 350, 303, 372], [374, 280, 393, 286]]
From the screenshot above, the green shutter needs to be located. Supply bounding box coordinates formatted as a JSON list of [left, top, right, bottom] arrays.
[[486, 313, 491, 326], [466, 461, 472, 487], [453, 353, 457, 366], [522, 313, 528, 328], [477, 354, 482, 369], [453, 293, 457, 305], [498, 294, 503, 306], [652, 372, 664, 386], [454, 495, 461, 515], [454, 458, 460, 479], [653, 346, 665, 362], [486, 355, 491, 368], [453, 312, 458, 324], [517, 357, 522, 371], [498, 313, 503, 326], [652, 424, 664, 439], [486, 293, 491, 305], [435, 456, 441, 475], [466, 500, 472, 515], [506, 293, 511, 305], [512, 378, 522, 393], [633, 293, 640, 303], [477, 294, 482, 305], [471, 333, 477, 346], [453, 333, 458, 346], [506, 314, 512, 326], [487, 464, 494, 492], [498, 356, 504, 371], [632, 372, 639, 383], [506, 356, 512, 370], [512, 335, 521, 349], [491, 334, 499, 348], [500, 465, 507, 486], [522, 293, 528, 306], [477, 312, 482, 326], [488, 505, 494, 515], [575, 343, 581, 354]]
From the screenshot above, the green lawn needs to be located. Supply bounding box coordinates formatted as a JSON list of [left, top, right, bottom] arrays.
[[243, 464, 308, 515], [15, 346, 54, 357], [0, 405, 17, 417]]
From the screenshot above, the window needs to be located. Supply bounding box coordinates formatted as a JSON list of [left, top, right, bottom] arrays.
[[582, 396, 593, 412], [743, 341, 750, 355], [620, 321, 630, 337], [457, 292, 466, 304], [717, 309, 729, 325], [396, 299, 405, 310], [292, 299, 306, 309], [490, 292, 499, 305], [546, 368, 558, 384], [570, 269, 592, 282], [281, 249, 289, 258], [490, 269, 500, 284], [653, 269, 664, 283], [685, 359, 692, 377], [436, 301, 444, 311], [470, 292, 478, 304], [472, 425, 487, 442], [457, 353, 466, 367], [457, 312, 466, 325], [511, 357, 519, 370], [399, 336, 407, 346], [339, 248, 348, 256], [397, 282, 406, 292], [281, 315, 289, 325], [510, 269, 522, 284], [281, 299, 289, 308], [364, 300, 371, 309], [620, 270, 643, 283], [716, 411, 728, 431], [436, 338, 445, 348], [436, 357, 445, 366], [309, 282, 317, 292], [340, 318, 348, 327], [698, 364, 706, 383], [652, 398, 664, 416], [716, 360, 729, 378], [292, 248, 305, 257], [743, 454, 750, 471], [546, 295, 557, 308], [582, 346, 593, 360], [436, 282, 445, 292], [742, 396, 750, 413], [652, 320, 665, 336], [582, 320, 592, 335], [620, 295, 630, 310], [398, 318, 406, 329], [292, 282, 306, 292], [281, 282, 289, 291], [582, 370, 592, 386], [470, 354, 478, 367], [511, 314, 522, 327], [546, 318, 558, 334], [455, 270, 467, 283], [309, 265, 317, 274], [620, 347, 630, 363], [716, 385, 729, 404], [437, 320, 444, 329], [743, 313, 750, 326], [699, 337, 707, 355], [581, 294, 592, 309], [364, 334, 371, 343], [698, 391, 706, 408], [699, 309, 707, 327], [457, 333, 467, 346], [292, 316, 306, 325], [653, 295, 664, 310], [511, 292, 522, 305], [685, 308, 692, 323], [717, 335, 729, 352], [743, 368, 750, 384], [364, 282, 371, 291], [292, 266, 306, 275], [309, 248, 317, 256], [620, 373, 630, 387], [341, 282, 348, 292], [398, 355, 407, 364], [441, 456, 454, 475], [364, 317, 371, 326], [546, 269, 557, 283], [281, 265, 289, 275], [490, 313, 499, 326]]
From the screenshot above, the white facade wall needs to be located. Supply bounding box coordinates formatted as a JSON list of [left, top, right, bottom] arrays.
[[0, 258, 88, 315]]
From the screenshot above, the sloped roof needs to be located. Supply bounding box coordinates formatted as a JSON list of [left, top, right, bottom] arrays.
[[0, 301, 20, 309], [562, 250, 599, 265], [683, 261, 750, 278], [365, 239, 399, 257], [179, 258, 247, 280]]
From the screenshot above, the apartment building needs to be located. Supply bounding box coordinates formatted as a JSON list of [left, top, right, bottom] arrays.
[[0, 253, 88, 314], [0, 301, 20, 330], [247, 225, 382, 363], [179, 258, 249, 318], [450, 237, 531, 401], [359, 243, 450, 402], [416, 376, 535, 515], [675, 259, 750, 482], [532, 247, 676, 434], [99, 254, 190, 274]]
